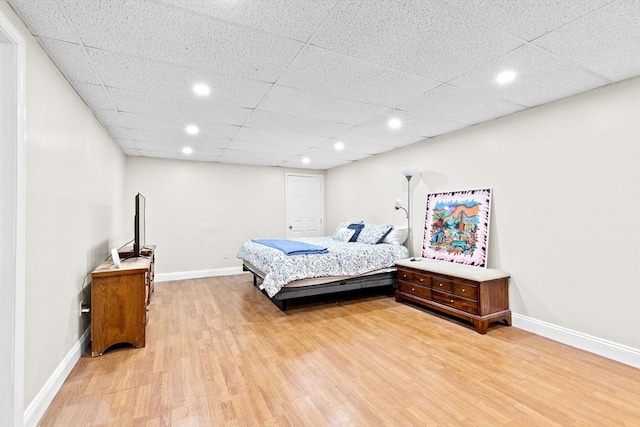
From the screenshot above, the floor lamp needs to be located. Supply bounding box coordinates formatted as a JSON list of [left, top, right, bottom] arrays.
[[399, 166, 418, 227]]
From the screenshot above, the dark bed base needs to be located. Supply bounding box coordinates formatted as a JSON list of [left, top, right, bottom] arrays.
[[242, 263, 397, 311]]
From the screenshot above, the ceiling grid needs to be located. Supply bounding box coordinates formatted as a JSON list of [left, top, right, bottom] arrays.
[[8, 0, 639, 169]]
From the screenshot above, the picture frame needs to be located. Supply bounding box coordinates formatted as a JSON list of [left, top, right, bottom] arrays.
[[422, 188, 492, 268]]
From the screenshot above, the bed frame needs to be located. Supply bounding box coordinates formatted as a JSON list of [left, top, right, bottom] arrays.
[[242, 262, 397, 311]]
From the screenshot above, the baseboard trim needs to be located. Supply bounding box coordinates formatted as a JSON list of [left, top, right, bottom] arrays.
[[23, 327, 91, 427], [512, 313, 639, 368], [155, 266, 245, 283]]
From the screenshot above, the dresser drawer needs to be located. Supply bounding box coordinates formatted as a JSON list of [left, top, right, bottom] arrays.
[[432, 290, 478, 314], [413, 272, 430, 287], [397, 269, 413, 282], [432, 276, 452, 293], [453, 282, 477, 299], [398, 281, 432, 300]]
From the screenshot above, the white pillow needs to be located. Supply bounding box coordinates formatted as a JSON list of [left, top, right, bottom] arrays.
[[332, 227, 356, 242], [382, 226, 409, 245]]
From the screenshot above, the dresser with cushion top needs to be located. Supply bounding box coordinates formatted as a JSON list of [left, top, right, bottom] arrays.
[[395, 258, 511, 334]]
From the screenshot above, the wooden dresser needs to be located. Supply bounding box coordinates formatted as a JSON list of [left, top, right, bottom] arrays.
[[395, 258, 511, 334], [90, 247, 155, 357]]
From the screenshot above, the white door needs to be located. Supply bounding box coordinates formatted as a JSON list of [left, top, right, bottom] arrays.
[[286, 173, 323, 238]]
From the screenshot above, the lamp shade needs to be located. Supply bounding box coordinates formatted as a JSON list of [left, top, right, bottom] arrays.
[[400, 166, 419, 178]]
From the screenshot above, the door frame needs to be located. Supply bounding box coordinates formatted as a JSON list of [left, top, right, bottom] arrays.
[[0, 9, 26, 427], [285, 172, 324, 237]]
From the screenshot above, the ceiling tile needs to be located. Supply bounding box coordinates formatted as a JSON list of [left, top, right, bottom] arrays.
[[277, 46, 440, 107], [134, 140, 224, 156], [314, 139, 396, 155], [137, 150, 220, 163], [243, 110, 352, 138], [39, 38, 100, 84], [534, 0, 640, 81], [233, 127, 327, 147], [216, 157, 282, 168], [218, 148, 296, 162], [304, 147, 369, 162], [107, 88, 252, 126], [334, 126, 424, 148], [72, 82, 112, 110], [119, 112, 239, 141], [440, 0, 611, 41], [62, 0, 303, 82], [106, 126, 132, 140], [127, 128, 232, 150], [398, 85, 526, 125], [311, 0, 523, 81], [11, 0, 80, 42], [86, 48, 272, 108], [158, 0, 338, 42], [361, 110, 467, 139], [281, 158, 349, 170], [93, 108, 124, 127], [225, 140, 307, 155], [115, 139, 136, 150], [258, 85, 388, 125], [121, 147, 140, 156], [449, 45, 609, 107]]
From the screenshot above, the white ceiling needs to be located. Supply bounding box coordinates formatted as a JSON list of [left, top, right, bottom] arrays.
[[8, 0, 640, 170]]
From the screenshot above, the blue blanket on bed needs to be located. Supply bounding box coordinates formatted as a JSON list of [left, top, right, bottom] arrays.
[[251, 239, 329, 256]]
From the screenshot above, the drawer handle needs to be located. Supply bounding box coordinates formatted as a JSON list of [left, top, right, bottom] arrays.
[[403, 274, 407, 278], [439, 284, 443, 287], [411, 288, 415, 291], [450, 300, 454, 303], [461, 289, 465, 292], [419, 278, 423, 282]]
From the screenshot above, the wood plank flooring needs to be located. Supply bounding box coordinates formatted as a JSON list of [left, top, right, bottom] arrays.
[[39, 274, 640, 426]]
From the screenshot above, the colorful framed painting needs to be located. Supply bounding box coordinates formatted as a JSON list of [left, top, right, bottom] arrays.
[[422, 188, 492, 268]]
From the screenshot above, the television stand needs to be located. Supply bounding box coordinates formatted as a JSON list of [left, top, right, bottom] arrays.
[[90, 245, 155, 357]]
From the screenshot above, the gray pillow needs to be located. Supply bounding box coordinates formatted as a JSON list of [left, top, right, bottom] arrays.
[[332, 227, 356, 242], [356, 224, 394, 244]]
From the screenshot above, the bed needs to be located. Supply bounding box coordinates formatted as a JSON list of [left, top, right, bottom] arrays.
[[237, 224, 410, 310]]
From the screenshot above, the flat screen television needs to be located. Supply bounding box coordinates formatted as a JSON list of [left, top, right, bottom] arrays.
[[133, 193, 146, 257]]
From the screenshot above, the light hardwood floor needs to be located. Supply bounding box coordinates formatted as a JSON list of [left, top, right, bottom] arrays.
[[40, 274, 640, 426]]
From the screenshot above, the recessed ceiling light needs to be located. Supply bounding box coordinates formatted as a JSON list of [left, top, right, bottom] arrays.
[[334, 141, 345, 151], [388, 118, 402, 129], [302, 157, 310, 164], [185, 124, 199, 135], [182, 147, 193, 154], [193, 83, 210, 96], [496, 70, 516, 84]]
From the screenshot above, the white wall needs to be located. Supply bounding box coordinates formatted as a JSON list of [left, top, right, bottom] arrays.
[[326, 77, 640, 350], [124, 157, 323, 274], [0, 0, 126, 411]]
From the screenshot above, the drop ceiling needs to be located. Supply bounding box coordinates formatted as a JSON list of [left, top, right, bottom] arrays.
[[8, 0, 640, 169]]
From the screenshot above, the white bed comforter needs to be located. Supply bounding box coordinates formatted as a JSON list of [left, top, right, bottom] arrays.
[[237, 236, 409, 297]]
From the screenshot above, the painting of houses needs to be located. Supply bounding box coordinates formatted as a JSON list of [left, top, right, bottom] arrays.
[[422, 188, 492, 267]]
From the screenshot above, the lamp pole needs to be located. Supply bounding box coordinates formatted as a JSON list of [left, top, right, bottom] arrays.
[[405, 174, 412, 231], [400, 166, 418, 255]]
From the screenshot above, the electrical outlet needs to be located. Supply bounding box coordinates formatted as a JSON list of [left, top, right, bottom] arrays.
[[79, 301, 90, 317], [223, 252, 229, 259]]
